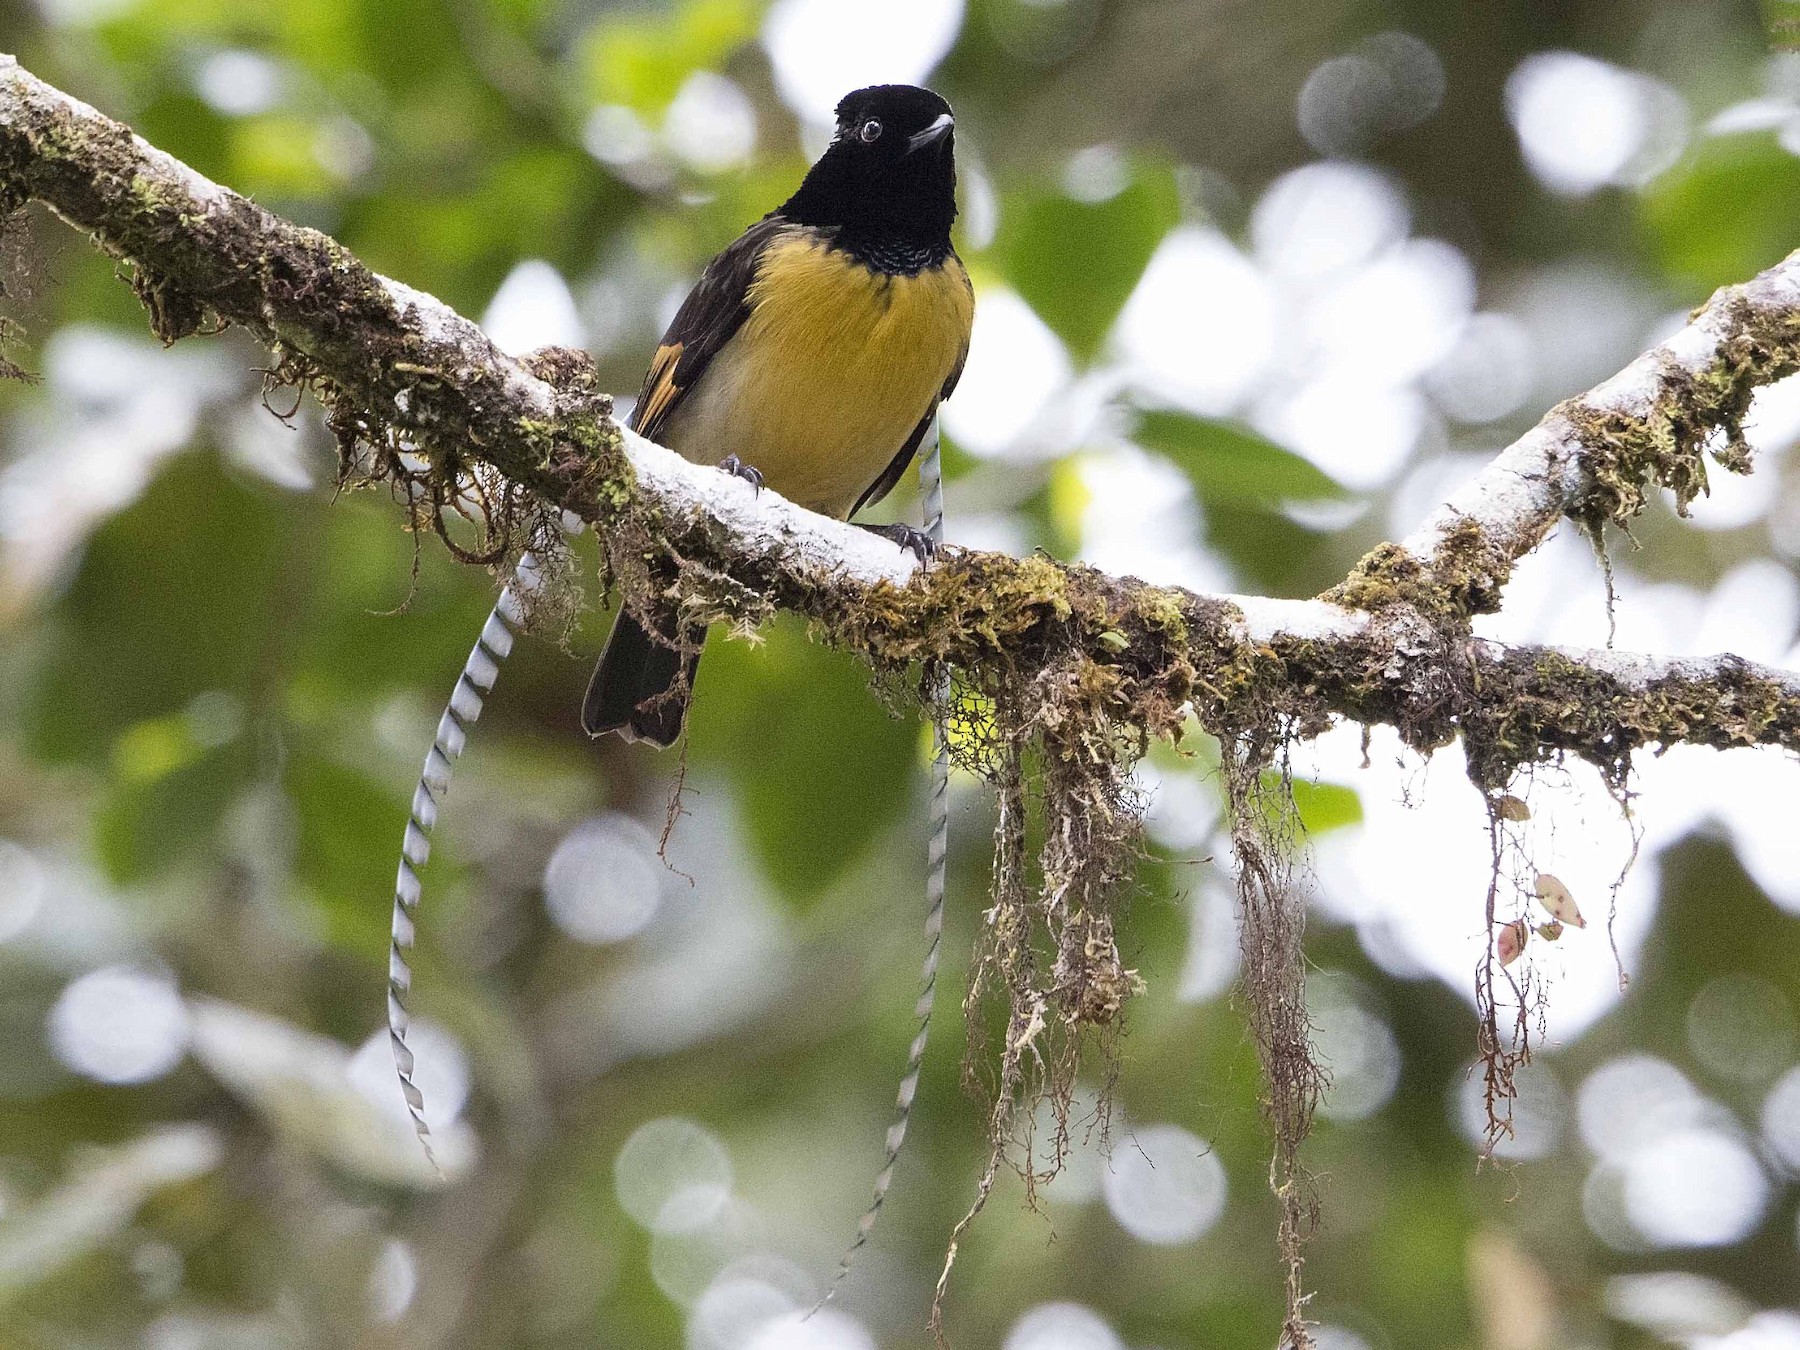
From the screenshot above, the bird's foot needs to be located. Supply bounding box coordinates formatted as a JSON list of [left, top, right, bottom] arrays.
[[717, 455, 763, 493], [856, 520, 937, 563]]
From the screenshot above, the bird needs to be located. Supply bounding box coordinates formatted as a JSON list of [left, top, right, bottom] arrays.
[[581, 83, 974, 746]]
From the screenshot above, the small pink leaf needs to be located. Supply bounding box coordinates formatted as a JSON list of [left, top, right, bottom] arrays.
[[1497, 918, 1529, 967], [1533, 873, 1585, 928]]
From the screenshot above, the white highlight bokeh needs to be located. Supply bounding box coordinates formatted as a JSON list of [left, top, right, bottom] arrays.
[[1253, 377, 1427, 490], [1077, 444, 1232, 594], [616, 1117, 734, 1235], [1309, 974, 1402, 1122], [584, 104, 671, 191], [1699, 1312, 1800, 1350], [189, 1000, 476, 1184], [1253, 162, 1410, 283], [1620, 1127, 1769, 1248], [1579, 1056, 1706, 1160], [1505, 53, 1689, 195], [688, 1274, 795, 1350], [1606, 1270, 1754, 1341], [368, 1237, 419, 1326], [743, 1308, 877, 1350], [1304, 238, 1475, 387], [1100, 1122, 1227, 1245], [685, 1263, 875, 1350], [2, 327, 237, 598], [193, 50, 283, 117], [665, 72, 758, 173], [47, 966, 190, 1085], [482, 260, 585, 357], [650, 1197, 766, 1307], [1686, 974, 1796, 1085], [1454, 1057, 1566, 1161], [0, 839, 47, 942], [1305, 722, 1658, 1040], [1003, 1302, 1125, 1350], [943, 289, 1072, 457], [348, 1019, 472, 1135], [1759, 1064, 1800, 1172], [543, 813, 667, 945], [1117, 228, 1278, 416], [1425, 312, 1536, 424], [1296, 32, 1445, 155], [762, 0, 965, 126], [1177, 875, 1240, 1005]]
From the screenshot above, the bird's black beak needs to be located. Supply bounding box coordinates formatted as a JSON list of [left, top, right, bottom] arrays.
[[906, 113, 954, 154]]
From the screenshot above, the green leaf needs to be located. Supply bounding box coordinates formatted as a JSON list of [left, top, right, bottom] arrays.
[[1259, 774, 1363, 836], [26, 453, 294, 767], [997, 162, 1181, 365], [579, 0, 758, 111], [94, 744, 245, 883], [1197, 500, 1331, 595], [287, 748, 408, 954], [1134, 410, 1345, 506], [1643, 133, 1800, 292]]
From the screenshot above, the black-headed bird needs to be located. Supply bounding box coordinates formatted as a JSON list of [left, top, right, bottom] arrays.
[[582, 84, 974, 745]]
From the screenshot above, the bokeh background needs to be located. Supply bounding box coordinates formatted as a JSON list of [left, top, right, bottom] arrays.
[[3, 0, 1800, 1346]]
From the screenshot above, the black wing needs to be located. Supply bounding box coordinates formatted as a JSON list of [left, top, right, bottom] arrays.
[[628, 215, 790, 441]]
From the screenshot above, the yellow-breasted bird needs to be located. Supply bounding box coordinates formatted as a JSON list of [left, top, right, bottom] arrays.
[[582, 84, 974, 745]]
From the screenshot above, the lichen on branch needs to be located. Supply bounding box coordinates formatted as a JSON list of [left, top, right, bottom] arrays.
[[1390, 265, 1800, 623]]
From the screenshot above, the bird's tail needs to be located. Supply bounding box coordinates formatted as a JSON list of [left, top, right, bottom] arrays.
[[387, 554, 539, 1169], [580, 609, 703, 746]]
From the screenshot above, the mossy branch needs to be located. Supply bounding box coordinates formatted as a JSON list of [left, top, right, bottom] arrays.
[[4, 55, 1795, 773], [1377, 268, 1800, 621]]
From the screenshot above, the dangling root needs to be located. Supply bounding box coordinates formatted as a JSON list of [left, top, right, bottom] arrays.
[[1472, 789, 1557, 1157], [1220, 734, 1327, 1350], [929, 1138, 1006, 1348], [930, 657, 1148, 1340]]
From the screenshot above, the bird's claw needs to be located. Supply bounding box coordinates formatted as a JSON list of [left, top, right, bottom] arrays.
[[857, 520, 937, 564], [718, 455, 763, 493]]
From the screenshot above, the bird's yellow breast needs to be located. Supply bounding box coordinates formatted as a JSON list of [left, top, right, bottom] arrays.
[[658, 228, 974, 518]]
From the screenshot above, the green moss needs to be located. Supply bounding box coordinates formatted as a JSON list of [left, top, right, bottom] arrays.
[[1134, 589, 1190, 644], [1456, 648, 1800, 790], [1565, 299, 1800, 531], [1324, 519, 1509, 624]]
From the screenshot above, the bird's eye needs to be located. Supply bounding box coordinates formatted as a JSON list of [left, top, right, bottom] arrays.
[[859, 118, 882, 143]]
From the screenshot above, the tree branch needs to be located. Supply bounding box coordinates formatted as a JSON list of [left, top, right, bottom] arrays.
[[4, 51, 1799, 786], [1388, 261, 1800, 614]]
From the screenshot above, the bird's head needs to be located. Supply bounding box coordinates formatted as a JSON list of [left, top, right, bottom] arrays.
[[782, 85, 958, 247]]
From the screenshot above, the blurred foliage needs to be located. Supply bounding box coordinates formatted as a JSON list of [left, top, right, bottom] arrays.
[[580, 0, 760, 110], [1133, 411, 1344, 507], [997, 159, 1179, 364], [2, 1, 1800, 1348], [1645, 133, 1800, 290]]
